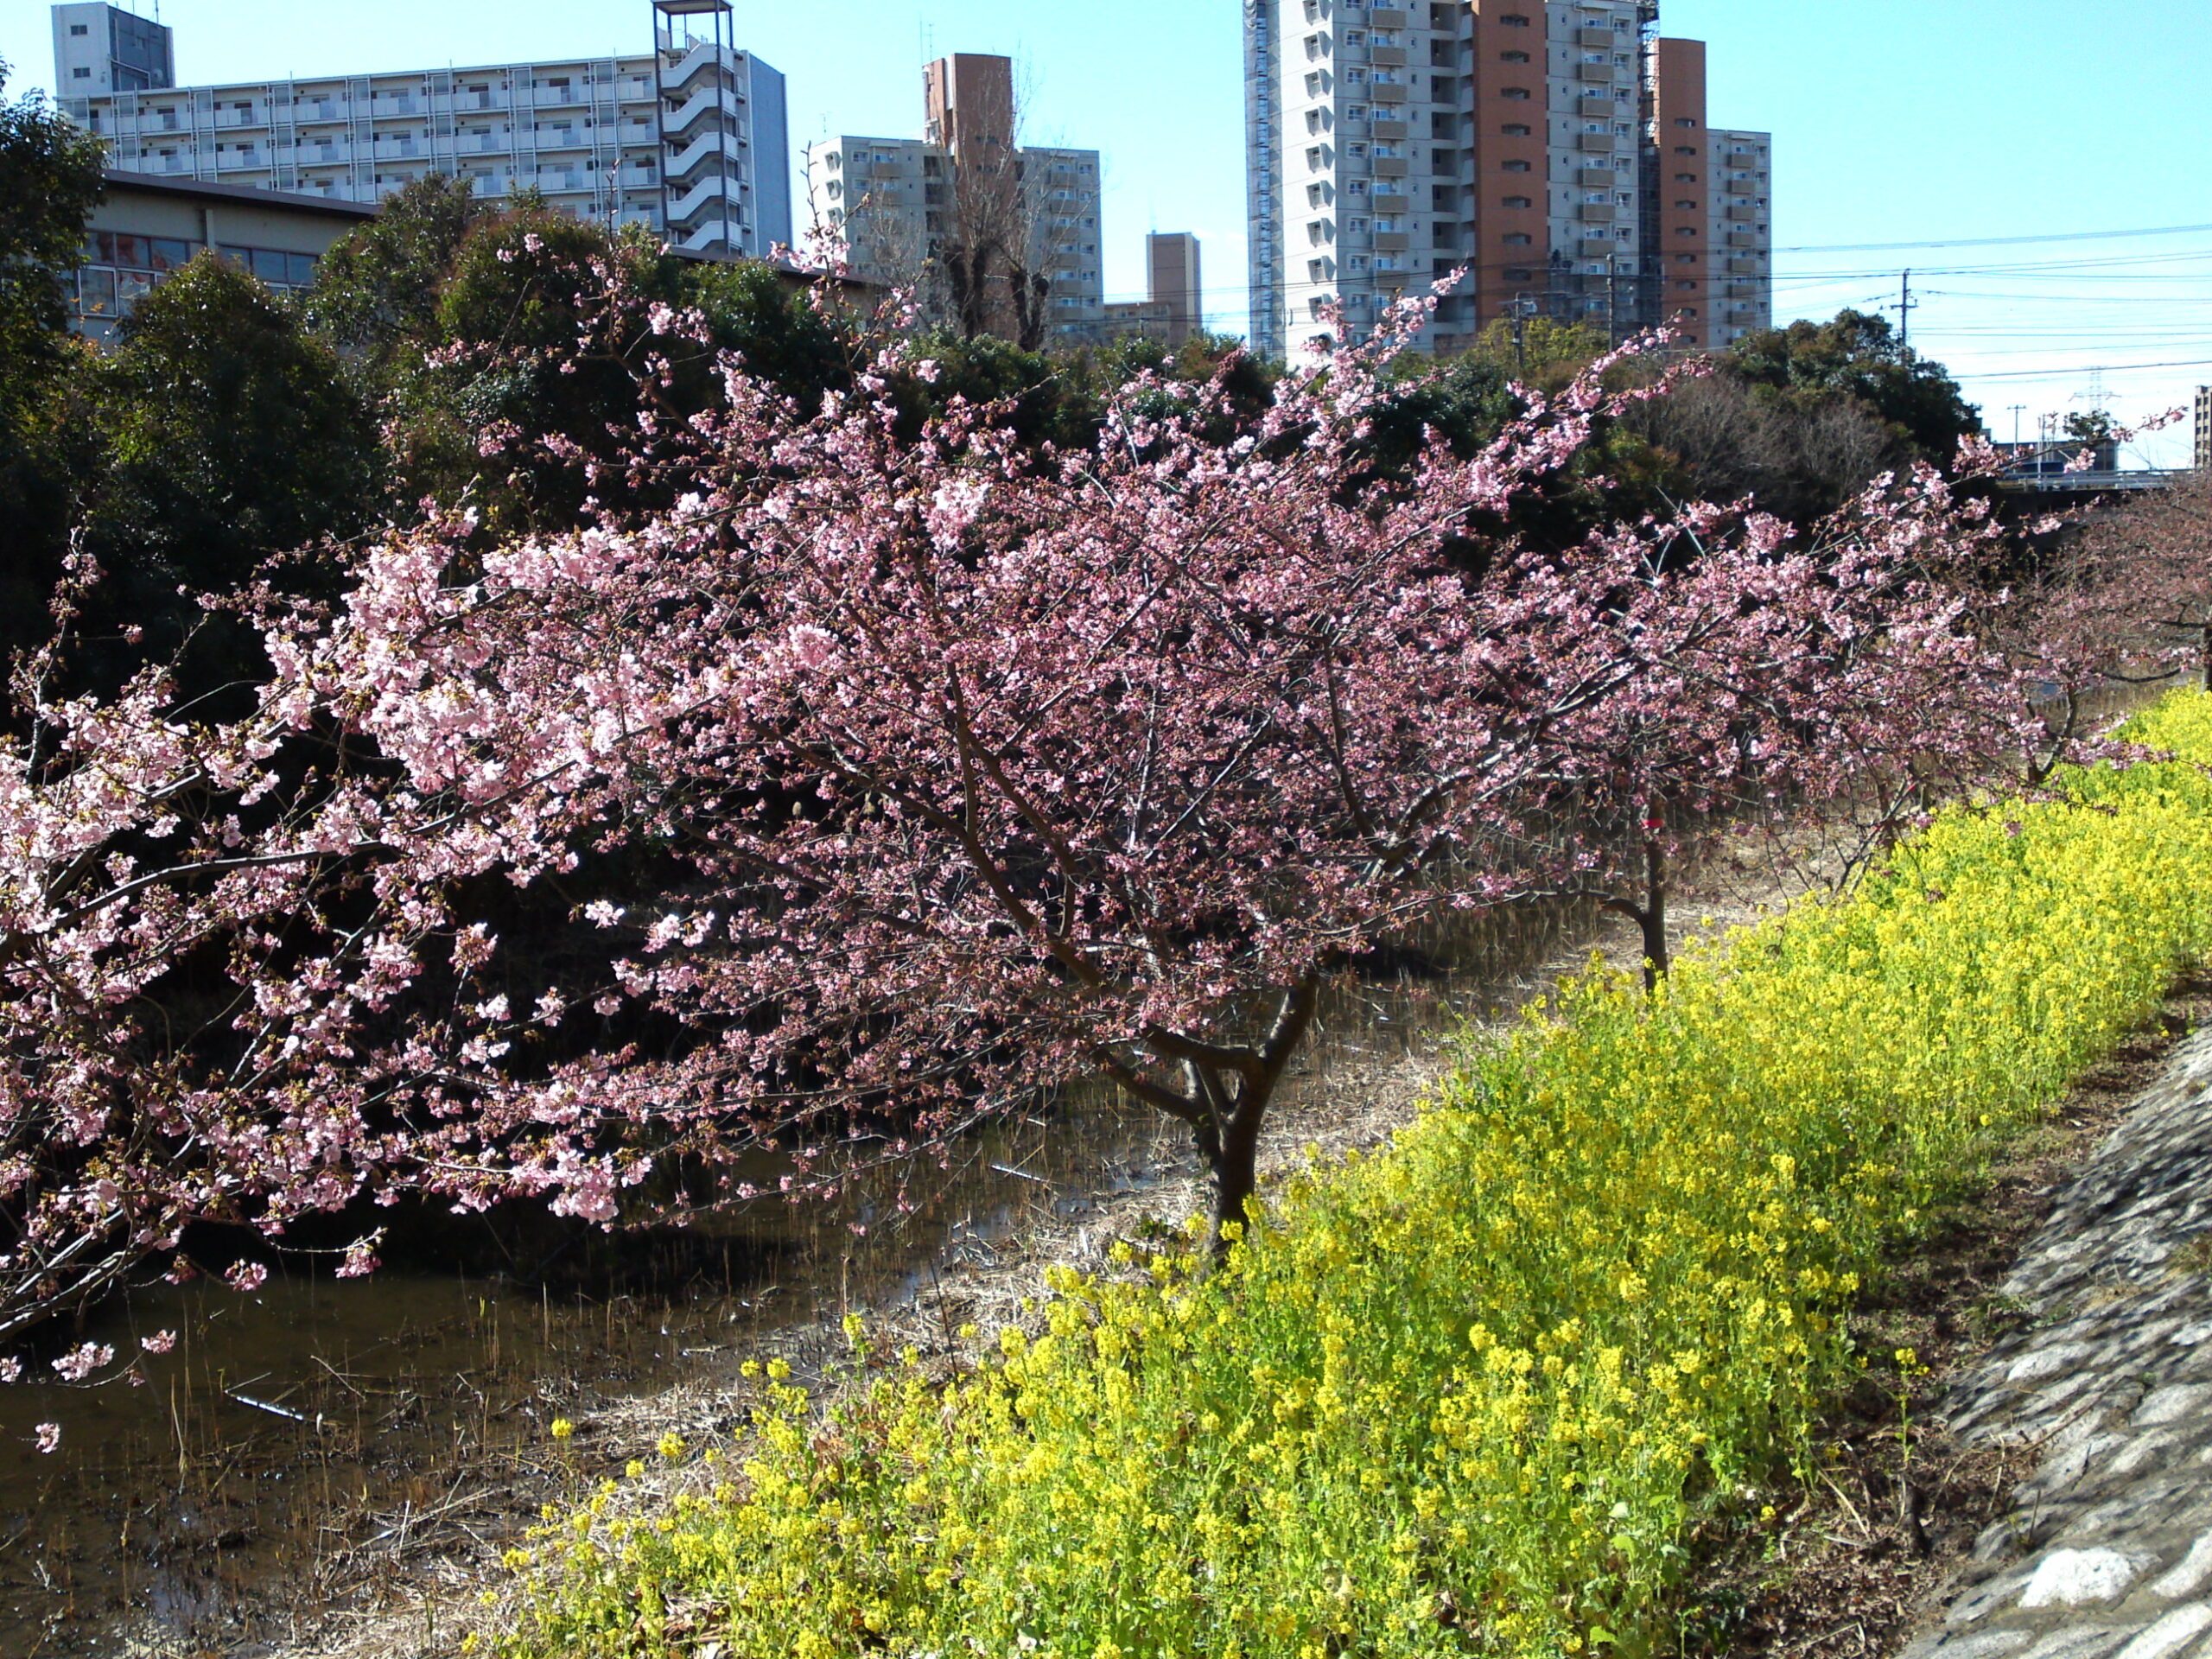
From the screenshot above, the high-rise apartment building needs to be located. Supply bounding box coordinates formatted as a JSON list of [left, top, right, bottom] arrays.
[[807, 54, 1104, 346], [54, 1, 791, 262], [2196, 385, 2211, 474], [1243, 0, 1770, 359]]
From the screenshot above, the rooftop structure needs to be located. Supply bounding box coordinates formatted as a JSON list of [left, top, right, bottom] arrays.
[[53, 1, 791, 262]]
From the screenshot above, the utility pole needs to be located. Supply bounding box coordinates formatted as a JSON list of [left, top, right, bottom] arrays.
[[2007, 404, 2026, 446], [1897, 269, 1918, 352]]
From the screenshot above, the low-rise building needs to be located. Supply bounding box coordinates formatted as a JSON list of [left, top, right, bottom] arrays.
[[68, 168, 379, 342]]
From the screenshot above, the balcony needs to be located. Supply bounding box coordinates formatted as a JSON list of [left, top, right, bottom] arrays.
[[1577, 131, 1616, 153], [1371, 118, 1408, 139], [1370, 82, 1408, 104], [1578, 202, 1616, 223], [1726, 255, 1759, 273], [1369, 4, 1409, 22], [1577, 167, 1614, 188], [1577, 238, 1616, 257], [1578, 96, 1614, 118], [1726, 204, 1757, 221], [1374, 231, 1410, 252], [1576, 26, 1614, 45], [1372, 156, 1408, 177], [1370, 45, 1407, 67], [1577, 61, 1617, 83], [1725, 229, 1759, 248]]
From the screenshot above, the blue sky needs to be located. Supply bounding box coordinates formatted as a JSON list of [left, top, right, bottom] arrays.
[[5, 1, 2209, 463]]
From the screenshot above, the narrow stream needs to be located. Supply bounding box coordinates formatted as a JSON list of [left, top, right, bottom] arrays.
[[0, 901, 1591, 1656]]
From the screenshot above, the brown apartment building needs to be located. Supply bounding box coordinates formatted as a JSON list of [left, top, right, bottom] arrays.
[[1243, 0, 1770, 359]]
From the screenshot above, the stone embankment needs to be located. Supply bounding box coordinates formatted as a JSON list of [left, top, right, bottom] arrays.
[[1907, 1026, 2212, 1659]]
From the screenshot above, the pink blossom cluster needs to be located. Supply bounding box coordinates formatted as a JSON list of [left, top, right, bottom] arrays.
[[0, 260, 2100, 1345]]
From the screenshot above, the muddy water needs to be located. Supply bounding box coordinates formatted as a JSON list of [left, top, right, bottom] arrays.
[[0, 902, 1589, 1656]]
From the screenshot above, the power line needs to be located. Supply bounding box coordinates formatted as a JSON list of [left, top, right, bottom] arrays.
[[1774, 221, 2212, 255]]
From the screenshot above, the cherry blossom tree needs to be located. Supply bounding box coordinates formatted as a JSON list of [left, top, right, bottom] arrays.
[[0, 271, 2085, 1348], [2037, 469, 2212, 693]]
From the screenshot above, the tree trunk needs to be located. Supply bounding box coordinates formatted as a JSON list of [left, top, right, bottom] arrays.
[[2202, 619, 2210, 693], [1639, 831, 1669, 991], [1130, 976, 1321, 1262], [1205, 1108, 1265, 1249]]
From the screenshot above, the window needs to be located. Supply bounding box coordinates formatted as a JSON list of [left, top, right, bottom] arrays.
[[1503, 195, 1531, 208], [1344, 29, 1367, 44], [1501, 50, 1529, 62], [1346, 104, 1368, 120], [1348, 255, 1370, 271], [70, 22, 89, 34], [1675, 172, 1697, 182], [1502, 123, 1531, 136], [1500, 12, 1531, 23], [72, 67, 90, 79], [1344, 179, 1369, 195], [1674, 145, 1696, 156], [1675, 199, 1696, 210], [1502, 86, 1530, 99], [1674, 117, 1698, 128], [1503, 158, 1531, 172], [1503, 232, 1532, 245]]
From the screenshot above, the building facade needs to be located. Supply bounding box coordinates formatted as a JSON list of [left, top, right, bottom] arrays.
[[65, 168, 379, 343], [2196, 385, 2211, 474], [806, 54, 1103, 345], [1243, 0, 1770, 359], [54, 2, 791, 261]]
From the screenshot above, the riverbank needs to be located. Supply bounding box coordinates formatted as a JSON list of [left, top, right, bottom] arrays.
[[454, 693, 2212, 1659]]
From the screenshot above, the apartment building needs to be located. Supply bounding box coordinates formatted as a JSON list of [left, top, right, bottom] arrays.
[[2196, 385, 2211, 474], [53, 1, 791, 266], [807, 54, 1103, 345], [1243, 0, 1770, 359]]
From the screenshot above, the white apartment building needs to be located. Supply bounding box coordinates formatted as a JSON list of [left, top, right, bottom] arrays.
[[805, 54, 1104, 345], [1244, 0, 1770, 359], [1707, 128, 1773, 347], [52, 2, 791, 264]]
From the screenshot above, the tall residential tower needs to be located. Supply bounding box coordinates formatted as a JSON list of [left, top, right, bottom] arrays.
[[1243, 0, 1769, 359]]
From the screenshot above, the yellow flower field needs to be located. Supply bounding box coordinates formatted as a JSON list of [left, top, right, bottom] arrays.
[[494, 690, 2212, 1659]]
